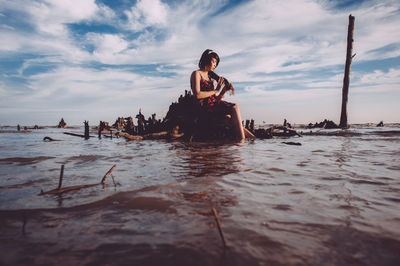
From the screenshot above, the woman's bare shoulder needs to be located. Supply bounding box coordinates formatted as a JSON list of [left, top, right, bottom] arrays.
[[191, 70, 201, 76], [191, 70, 201, 80]]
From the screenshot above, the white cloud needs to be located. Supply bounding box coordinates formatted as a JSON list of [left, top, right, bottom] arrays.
[[358, 68, 400, 86], [86, 33, 129, 63], [29, 0, 99, 35], [0, 31, 22, 51], [1, 0, 400, 124], [124, 0, 170, 31]]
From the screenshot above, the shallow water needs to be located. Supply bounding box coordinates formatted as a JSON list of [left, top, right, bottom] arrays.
[[0, 126, 399, 265]]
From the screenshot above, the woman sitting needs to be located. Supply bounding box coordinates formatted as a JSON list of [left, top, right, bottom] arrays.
[[190, 49, 254, 140]]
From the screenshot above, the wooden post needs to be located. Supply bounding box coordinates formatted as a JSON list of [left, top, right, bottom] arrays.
[[58, 165, 65, 190], [98, 121, 102, 139], [339, 15, 355, 128], [84, 121, 89, 140]]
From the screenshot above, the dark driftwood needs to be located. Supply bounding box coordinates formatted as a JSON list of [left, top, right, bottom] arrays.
[[57, 165, 64, 190], [43, 136, 62, 141], [339, 15, 355, 128], [64, 132, 88, 138], [101, 164, 117, 184], [84, 121, 89, 140], [211, 207, 227, 247], [282, 141, 302, 146], [273, 126, 302, 137], [39, 164, 117, 195]]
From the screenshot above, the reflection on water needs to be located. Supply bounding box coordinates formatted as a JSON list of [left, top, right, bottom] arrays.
[[174, 142, 243, 178], [0, 126, 400, 265]]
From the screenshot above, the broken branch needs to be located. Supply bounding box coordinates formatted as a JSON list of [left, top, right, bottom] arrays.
[[101, 164, 117, 184], [211, 207, 227, 247]]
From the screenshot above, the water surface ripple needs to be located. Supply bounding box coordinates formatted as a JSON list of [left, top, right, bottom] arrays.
[[0, 126, 399, 265]]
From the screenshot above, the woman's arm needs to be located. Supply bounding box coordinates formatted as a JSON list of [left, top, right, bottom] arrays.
[[190, 71, 218, 99], [216, 82, 230, 101]]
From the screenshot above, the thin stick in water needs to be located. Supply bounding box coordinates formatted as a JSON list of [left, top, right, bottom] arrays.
[[211, 207, 227, 247], [101, 164, 117, 184], [58, 165, 64, 190]]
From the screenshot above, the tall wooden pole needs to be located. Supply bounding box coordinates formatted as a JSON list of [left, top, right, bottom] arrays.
[[339, 15, 355, 128], [84, 120, 89, 140]]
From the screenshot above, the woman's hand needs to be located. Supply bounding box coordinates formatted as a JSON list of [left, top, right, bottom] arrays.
[[216, 77, 225, 92]]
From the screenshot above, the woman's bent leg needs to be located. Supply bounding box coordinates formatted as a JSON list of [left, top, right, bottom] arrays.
[[231, 104, 245, 140]]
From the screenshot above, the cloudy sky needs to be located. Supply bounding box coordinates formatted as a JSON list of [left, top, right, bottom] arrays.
[[0, 0, 399, 126]]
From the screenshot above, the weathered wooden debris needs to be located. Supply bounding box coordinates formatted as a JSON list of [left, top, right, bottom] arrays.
[[253, 127, 273, 139], [282, 141, 302, 146], [98, 121, 112, 139], [54, 91, 301, 142], [116, 131, 143, 141], [57, 118, 67, 128], [64, 132, 89, 138], [43, 136, 61, 141], [39, 164, 117, 195], [22, 125, 43, 130], [112, 117, 126, 130], [246, 119, 301, 139], [307, 119, 338, 129], [84, 121, 89, 140], [339, 15, 355, 128], [111, 92, 302, 141], [211, 207, 227, 247], [163, 90, 234, 141]]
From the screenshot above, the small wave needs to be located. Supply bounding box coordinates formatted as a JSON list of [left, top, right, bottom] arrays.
[[384, 197, 400, 203], [297, 162, 308, 167], [0, 156, 54, 165], [0, 177, 48, 190], [369, 130, 400, 136], [321, 177, 343, 181], [273, 204, 292, 211], [289, 190, 305, 194], [62, 154, 105, 165], [268, 167, 286, 172], [349, 179, 387, 186]]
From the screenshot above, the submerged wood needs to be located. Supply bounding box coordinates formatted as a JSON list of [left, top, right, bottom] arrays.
[[63, 132, 91, 138], [307, 119, 339, 129], [57, 165, 64, 190], [282, 141, 302, 146], [39, 164, 117, 195], [93, 91, 302, 141], [101, 164, 117, 184], [40, 183, 100, 195], [43, 136, 62, 141], [211, 207, 227, 247]]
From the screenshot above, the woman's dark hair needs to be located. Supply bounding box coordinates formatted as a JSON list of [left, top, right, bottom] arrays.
[[198, 49, 220, 70]]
